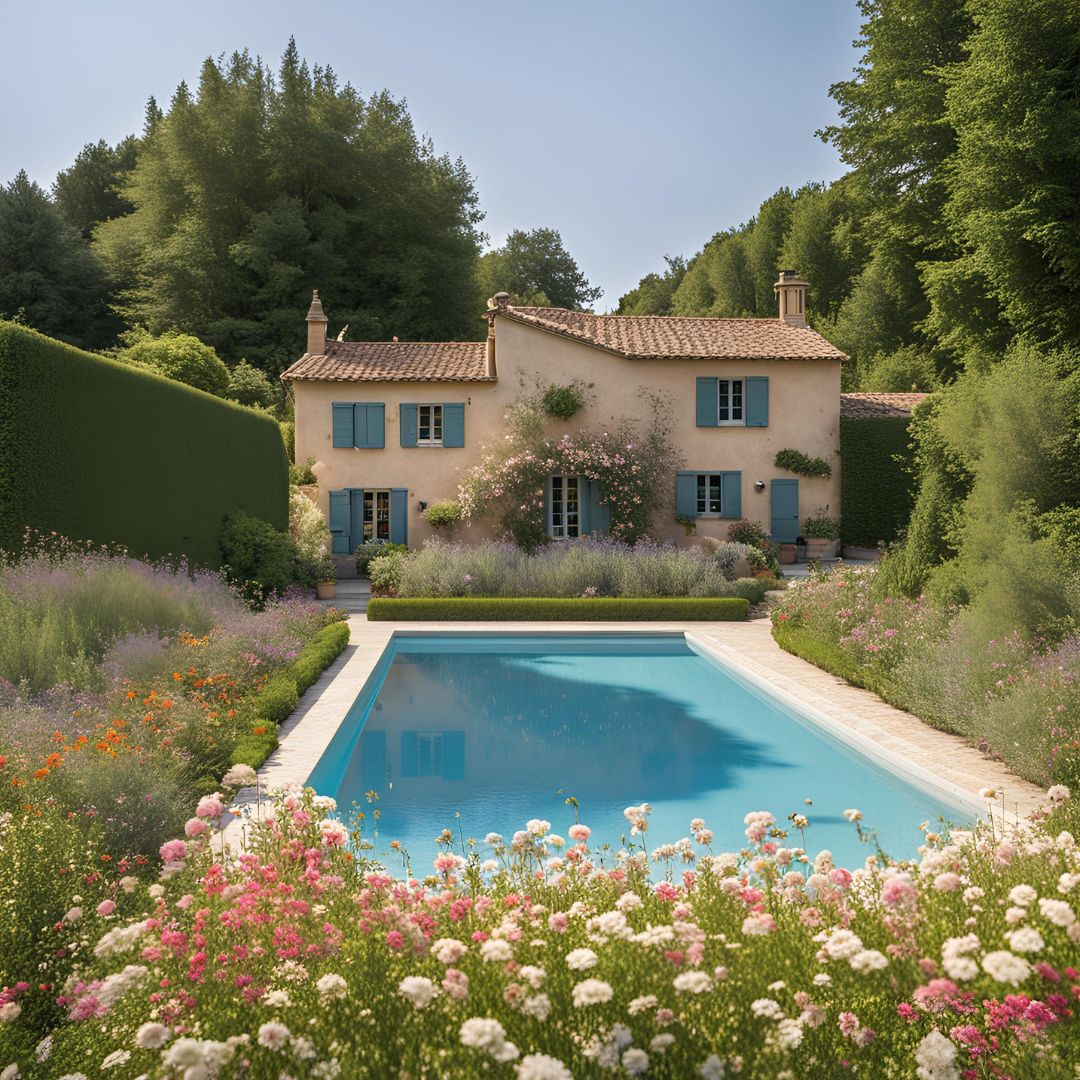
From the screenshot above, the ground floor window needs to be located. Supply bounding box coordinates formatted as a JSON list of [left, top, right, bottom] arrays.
[[549, 475, 580, 539], [696, 473, 724, 515], [363, 489, 391, 541], [417, 732, 443, 776]]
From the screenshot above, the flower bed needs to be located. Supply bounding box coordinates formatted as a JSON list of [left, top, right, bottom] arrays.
[[367, 597, 750, 621], [3, 786, 1077, 1077], [770, 566, 1080, 788]]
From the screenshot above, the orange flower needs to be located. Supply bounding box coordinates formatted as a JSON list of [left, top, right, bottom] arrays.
[[252, 725, 267, 736], [33, 768, 49, 780], [0, 755, 7, 769], [44, 753, 62, 768], [172, 672, 182, 681], [126, 690, 136, 700]]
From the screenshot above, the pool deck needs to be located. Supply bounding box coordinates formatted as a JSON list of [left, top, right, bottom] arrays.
[[230, 615, 1046, 839]]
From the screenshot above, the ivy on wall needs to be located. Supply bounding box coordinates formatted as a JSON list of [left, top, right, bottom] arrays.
[[774, 447, 833, 479], [839, 417, 918, 547]]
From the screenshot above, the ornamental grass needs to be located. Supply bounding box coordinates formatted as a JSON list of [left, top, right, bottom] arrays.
[[1, 787, 1077, 1078]]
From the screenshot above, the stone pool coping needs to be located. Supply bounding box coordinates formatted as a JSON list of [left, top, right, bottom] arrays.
[[223, 616, 1045, 843]]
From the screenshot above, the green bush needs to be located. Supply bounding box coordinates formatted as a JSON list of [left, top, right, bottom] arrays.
[[369, 549, 410, 594], [0, 322, 287, 567], [116, 328, 230, 396], [226, 359, 277, 408], [541, 382, 585, 420], [291, 621, 350, 694], [424, 499, 463, 528], [289, 458, 317, 485], [367, 596, 749, 621], [355, 540, 408, 577], [774, 447, 832, 478], [726, 518, 770, 548], [257, 673, 301, 724], [839, 416, 918, 548], [220, 512, 300, 597], [801, 515, 840, 540]]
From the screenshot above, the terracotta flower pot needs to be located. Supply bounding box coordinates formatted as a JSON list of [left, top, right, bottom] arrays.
[[316, 581, 336, 600]]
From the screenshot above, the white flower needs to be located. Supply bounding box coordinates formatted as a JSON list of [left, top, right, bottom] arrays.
[[101, 1050, 131, 1069], [812, 973, 831, 986], [1005, 927, 1044, 953], [148, 884, 165, 898], [257, 1022, 290, 1050], [63, 907, 82, 923], [589, 910, 631, 938], [566, 947, 598, 971], [915, 1029, 958, 1080], [433, 938, 468, 964], [650, 1034, 676, 1053], [398, 976, 437, 1009], [1047, 784, 1070, 804], [850, 949, 888, 973], [843, 808, 863, 822], [628, 994, 658, 1015], [1008, 883, 1037, 907], [673, 970, 712, 994], [134, 1022, 170, 1049], [616, 892, 643, 912], [1005, 906, 1027, 924], [773, 1018, 804, 1051], [518, 965, 545, 989], [1038, 898, 1076, 927], [942, 955, 979, 981], [622, 1048, 650, 1075], [316, 973, 348, 1000], [222, 763, 258, 787], [481, 938, 513, 963], [572, 978, 614, 1007], [34, 1037, 51, 1062], [485, 832, 504, 846], [522, 993, 551, 1020], [700, 1055, 726, 1080], [526, 818, 551, 837], [751, 998, 784, 1019], [822, 928, 863, 960], [515, 1053, 573, 1080], [0, 1004, 20, 1023], [93, 920, 148, 958], [264, 989, 291, 1008], [460, 1017, 518, 1061], [312, 794, 337, 812], [981, 950, 1032, 986]]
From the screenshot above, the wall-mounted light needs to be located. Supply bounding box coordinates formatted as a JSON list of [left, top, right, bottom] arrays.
[[418, 501, 428, 512], [754, 480, 766, 493]]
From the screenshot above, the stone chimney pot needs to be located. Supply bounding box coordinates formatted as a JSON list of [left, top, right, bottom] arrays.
[[306, 290, 328, 354], [774, 271, 808, 327]]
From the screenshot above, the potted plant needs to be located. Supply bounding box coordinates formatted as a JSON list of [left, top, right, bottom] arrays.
[[801, 515, 840, 560], [745, 547, 773, 578], [315, 553, 336, 600]]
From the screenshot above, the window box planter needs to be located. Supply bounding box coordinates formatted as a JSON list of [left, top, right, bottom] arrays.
[[805, 538, 839, 560]]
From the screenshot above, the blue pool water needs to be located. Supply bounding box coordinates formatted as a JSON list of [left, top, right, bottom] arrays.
[[307, 634, 976, 868]]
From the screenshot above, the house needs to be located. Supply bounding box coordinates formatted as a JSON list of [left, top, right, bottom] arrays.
[[281, 272, 847, 553]]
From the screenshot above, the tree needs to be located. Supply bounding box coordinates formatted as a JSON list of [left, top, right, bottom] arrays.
[[116, 329, 230, 395], [616, 255, 686, 315], [226, 359, 278, 408], [476, 227, 601, 310], [0, 170, 113, 347], [53, 136, 139, 240], [95, 41, 484, 373]]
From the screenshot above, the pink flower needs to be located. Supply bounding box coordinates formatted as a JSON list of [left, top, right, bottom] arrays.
[[881, 876, 917, 908], [159, 839, 188, 863], [95, 899, 116, 917], [548, 913, 569, 933], [386, 931, 405, 950], [838, 1012, 860, 1037], [568, 824, 591, 843], [195, 794, 225, 819], [442, 968, 469, 1000], [830, 868, 853, 889], [184, 817, 209, 837]]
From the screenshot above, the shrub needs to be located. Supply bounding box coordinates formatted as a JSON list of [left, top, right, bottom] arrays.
[[423, 499, 463, 529], [802, 515, 840, 540], [541, 382, 585, 419], [367, 596, 749, 620], [220, 511, 300, 598], [774, 447, 833, 478], [257, 673, 301, 724], [368, 549, 410, 594], [355, 540, 408, 577], [289, 457, 317, 485], [0, 322, 287, 567], [727, 518, 770, 549], [289, 487, 330, 585], [226, 359, 277, 408], [115, 328, 230, 396]]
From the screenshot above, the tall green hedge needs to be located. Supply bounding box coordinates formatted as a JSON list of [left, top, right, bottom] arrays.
[[839, 416, 917, 548], [0, 322, 287, 566]]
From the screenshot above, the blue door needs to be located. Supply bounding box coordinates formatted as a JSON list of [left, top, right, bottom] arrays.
[[770, 479, 799, 542]]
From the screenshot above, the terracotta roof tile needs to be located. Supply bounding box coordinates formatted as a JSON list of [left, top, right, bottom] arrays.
[[282, 339, 491, 383], [840, 392, 929, 419], [501, 306, 847, 361]]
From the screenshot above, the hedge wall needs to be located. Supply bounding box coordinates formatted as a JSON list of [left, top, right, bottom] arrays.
[[839, 416, 918, 548], [0, 322, 288, 566], [367, 597, 749, 621]]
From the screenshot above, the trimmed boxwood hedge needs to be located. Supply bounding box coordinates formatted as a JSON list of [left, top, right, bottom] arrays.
[[839, 416, 918, 548], [230, 620, 350, 769], [367, 597, 749, 621], [0, 321, 287, 566]]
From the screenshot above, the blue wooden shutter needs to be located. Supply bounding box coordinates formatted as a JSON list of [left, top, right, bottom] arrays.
[[676, 471, 698, 518], [578, 476, 592, 535], [399, 404, 418, 447], [332, 403, 355, 447], [389, 488, 408, 545], [358, 730, 387, 790], [442, 403, 465, 447], [543, 477, 553, 537], [721, 471, 742, 518], [588, 480, 610, 535], [355, 403, 385, 448], [442, 731, 465, 780], [696, 377, 718, 427], [746, 376, 769, 427], [328, 490, 351, 553], [400, 732, 419, 778]]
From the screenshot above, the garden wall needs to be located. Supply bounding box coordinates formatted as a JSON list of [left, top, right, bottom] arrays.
[[0, 322, 287, 566], [839, 416, 917, 548]]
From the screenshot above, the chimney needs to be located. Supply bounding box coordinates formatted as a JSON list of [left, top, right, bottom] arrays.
[[492, 291, 510, 310], [774, 270, 808, 327], [306, 290, 328, 354], [485, 316, 497, 378]]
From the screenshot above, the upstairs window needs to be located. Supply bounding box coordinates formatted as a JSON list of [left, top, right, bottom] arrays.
[[417, 404, 443, 446], [717, 379, 743, 424]]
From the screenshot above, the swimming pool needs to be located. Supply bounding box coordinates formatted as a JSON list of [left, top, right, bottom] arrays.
[[306, 633, 978, 866]]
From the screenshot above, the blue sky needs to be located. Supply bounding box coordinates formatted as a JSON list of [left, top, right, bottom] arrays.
[[3, 0, 863, 310]]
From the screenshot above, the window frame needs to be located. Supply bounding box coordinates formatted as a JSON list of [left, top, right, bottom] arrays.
[[548, 474, 581, 540], [716, 378, 744, 425], [362, 488, 392, 542], [694, 472, 725, 517], [416, 403, 444, 447]]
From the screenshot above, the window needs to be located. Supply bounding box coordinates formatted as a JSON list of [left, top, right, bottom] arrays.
[[695, 473, 724, 516], [363, 489, 391, 541], [416, 732, 443, 777], [717, 379, 743, 424], [417, 404, 443, 446], [549, 475, 580, 539]]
